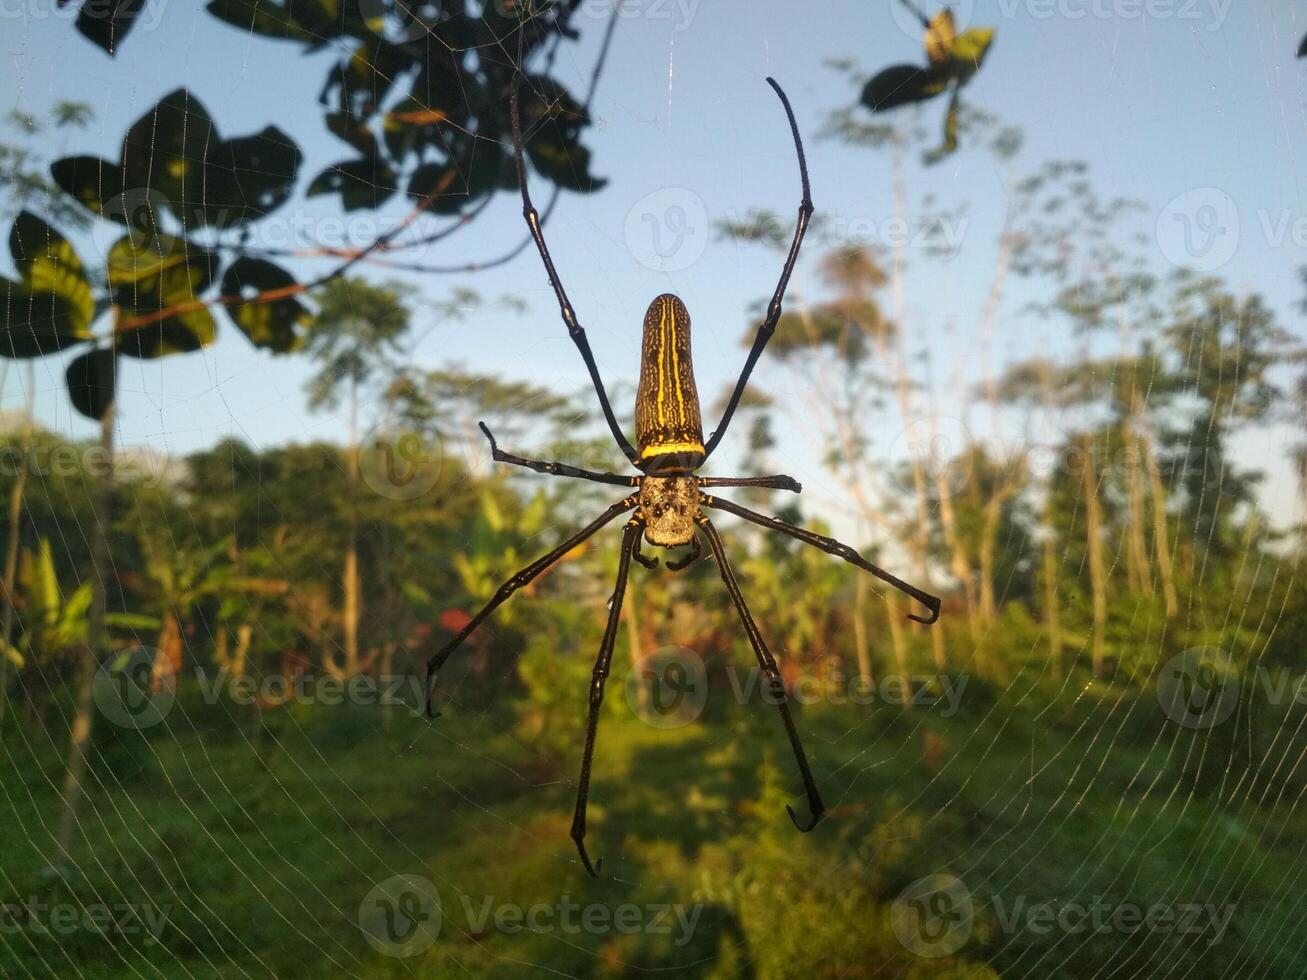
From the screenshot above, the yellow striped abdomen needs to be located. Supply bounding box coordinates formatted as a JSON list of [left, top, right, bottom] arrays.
[[635, 293, 705, 472]]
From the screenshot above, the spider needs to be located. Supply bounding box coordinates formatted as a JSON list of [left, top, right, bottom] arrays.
[[425, 77, 941, 877]]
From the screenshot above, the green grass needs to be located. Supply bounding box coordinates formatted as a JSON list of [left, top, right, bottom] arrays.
[[2, 670, 1305, 978]]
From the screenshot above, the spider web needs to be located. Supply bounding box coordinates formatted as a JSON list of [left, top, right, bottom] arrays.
[[1, 2, 1306, 978]]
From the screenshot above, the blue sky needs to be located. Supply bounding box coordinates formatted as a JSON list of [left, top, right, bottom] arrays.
[[2, 0, 1304, 530]]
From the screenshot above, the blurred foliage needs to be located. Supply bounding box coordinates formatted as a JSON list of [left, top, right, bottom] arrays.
[[861, 4, 997, 163], [3, 4, 605, 419]]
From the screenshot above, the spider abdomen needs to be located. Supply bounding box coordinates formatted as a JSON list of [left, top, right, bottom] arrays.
[[635, 293, 705, 473], [639, 475, 699, 547]]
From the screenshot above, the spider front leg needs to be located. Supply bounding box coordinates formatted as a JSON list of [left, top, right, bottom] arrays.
[[479, 422, 637, 488], [572, 518, 643, 876], [697, 515, 825, 832], [703, 78, 813, 460], [510, 80, 641, 467], [424, 495, 638, 716]]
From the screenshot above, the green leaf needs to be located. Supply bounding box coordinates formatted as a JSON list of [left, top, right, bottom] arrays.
[[111, 234, 218, 358], [924, 9, 957, 66], [1, 642, 23, 669], [308, 159, 397, 211], [106, 230, 194, 287], [0, 214, 95, 357], [8, 212, 94, 331], [105, 612, 162, 631], [924, 91, 961, 166], [60, 583, 94, 630], [861, 65, 949, 112], [221, 258, 309, 353], [66, 347, 116, 420], [950, 28, 996, 83]]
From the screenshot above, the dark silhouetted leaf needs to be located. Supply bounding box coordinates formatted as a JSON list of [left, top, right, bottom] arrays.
[[204, 0, 348, 45], [308, 159, 398, 211], [66, 0, 147, 55], [0, 280, 88, 357], [520, 77, 607, 193], [862, 65, 949, 112], [66, 347, 116, 420], [49, 156, 125, 220], [222, 258, 309, 353], [407, 150, 505, 214], [52, 89, 301, 229]]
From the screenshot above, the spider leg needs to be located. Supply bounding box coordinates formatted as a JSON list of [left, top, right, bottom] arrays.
[[510, 81, 641, 467], [702, 493, 941, 625], [479, 422, 637, 487], [424, 495, 638, 716], [699, 474, 802, 493], [573, 518, 643, 876], [697, 515, 825, 833], [632, 534, 659, 570], [703, 78, 813, 460], [665, 535, 701, 572]]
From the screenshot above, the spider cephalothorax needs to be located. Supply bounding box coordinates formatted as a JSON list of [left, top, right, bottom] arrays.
[[425, 77, 941, 878], [638, 476, 699, 547]]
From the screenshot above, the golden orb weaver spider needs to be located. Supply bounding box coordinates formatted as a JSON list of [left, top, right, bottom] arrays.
[[425, 77, 941, 877]]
